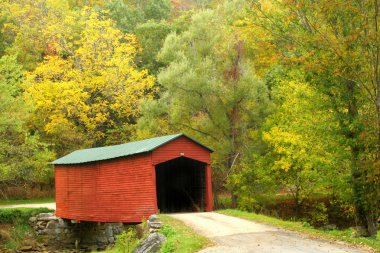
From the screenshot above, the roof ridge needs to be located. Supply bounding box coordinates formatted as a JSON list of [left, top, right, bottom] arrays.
[[52, 133, 214, 165]]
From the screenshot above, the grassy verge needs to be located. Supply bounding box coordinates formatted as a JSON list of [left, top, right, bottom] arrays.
[[0, 207, 53, 250], [218, 209, 379, 252], [98, 215, 211, 253], [0, 198, 55, 205], [158, 215, 212, 253]]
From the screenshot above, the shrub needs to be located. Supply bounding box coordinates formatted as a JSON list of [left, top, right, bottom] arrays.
[[308, 202, 329, 228], [115, 228, 139, 253], [160, 224, 175, 238], [160, 240, 175, 253], [0, 208, 52, 224]]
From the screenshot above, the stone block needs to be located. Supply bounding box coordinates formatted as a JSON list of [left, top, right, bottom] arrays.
[[149, 222, 162, 229], [105, 226, 113, 237], [19, 245, 33, 251], [149, 214, 158, 222], [38, 213, 53, 218], [46, 220, 58, 229], [57, 218, 68, 228], [44, 229, 59, 235], [37, 213, 58, 221], [36, 230, 46, 235], [28, 217, 37, 224], [134, 233, 166, 253], [97, 236, 108, 243]]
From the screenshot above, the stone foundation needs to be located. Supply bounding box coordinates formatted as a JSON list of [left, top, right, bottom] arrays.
[[29, 213, 124, 251]]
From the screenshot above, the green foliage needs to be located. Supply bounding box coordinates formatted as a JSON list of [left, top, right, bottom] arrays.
[[135, 20, 172, 74], [5, 223, 31, 249], [0, 207, 52, 224], [160, 240, 175, 253], [158, 215, 211, 253], [0, 208, 51, 251], [159, 224, 176, 252], [244, 0, 380, 236], [160, 224, 175, 238], [260, 81, 350, 209], [25, 8, 155, 150], [0, 0, 379, 241], [142, 0, 171, 21], [105, 0, 145, 33], [115, 228, 139, 253], [308, 203, 329, 228], [140, 7, 271, 197], [105, 0, 171, 34], [0, 55, 54, 185], [0, 198, 54, 205]]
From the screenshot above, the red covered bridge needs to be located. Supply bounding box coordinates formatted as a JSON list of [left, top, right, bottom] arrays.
[[52, 134, 213, 223]]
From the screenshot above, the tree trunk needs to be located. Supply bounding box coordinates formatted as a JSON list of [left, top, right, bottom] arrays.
[[231, 192, 238, 208], [346, 80, 378, 237]]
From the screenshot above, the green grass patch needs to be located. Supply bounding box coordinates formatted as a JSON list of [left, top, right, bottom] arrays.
[[158, 215, 211, 253], [98, 215, 210, 253], [0, 207, 53, 224], [0, 198, 55, 205], [218, 209, 380, 252], [0, 207, 53, 250]]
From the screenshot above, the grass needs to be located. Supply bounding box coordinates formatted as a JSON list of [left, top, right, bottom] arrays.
[[98, 215, 211, 253], [0, 207, 53, 250], [0, 198, 55, 205], [218, 209, 380, 252], [158, 215, 211, 253]]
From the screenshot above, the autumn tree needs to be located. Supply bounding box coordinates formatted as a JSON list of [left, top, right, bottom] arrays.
[[104, 0, 172, 74], [0, 0, 71, 70], [245, 0, 380, 236], [262, 80, 350, 215], [25, 9, 155, 154], [139, 7, 270, 206], [0, 55, 54, 189]]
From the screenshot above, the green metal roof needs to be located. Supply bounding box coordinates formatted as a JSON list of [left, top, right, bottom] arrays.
[[52, 133, 213, 165]]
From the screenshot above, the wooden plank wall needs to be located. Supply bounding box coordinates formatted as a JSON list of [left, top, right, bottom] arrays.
[[55, 136, 213, 223]]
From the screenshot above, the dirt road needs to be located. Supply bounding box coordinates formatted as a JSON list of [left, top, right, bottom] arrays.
[[0, 203, 56, 209], [169, 212, 368, 253]]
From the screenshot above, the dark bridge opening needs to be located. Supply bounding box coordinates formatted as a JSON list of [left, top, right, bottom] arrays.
[[155, 157, 206, 213]]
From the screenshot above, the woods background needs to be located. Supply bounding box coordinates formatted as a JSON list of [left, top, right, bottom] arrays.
[[0, 0, 379, 237]]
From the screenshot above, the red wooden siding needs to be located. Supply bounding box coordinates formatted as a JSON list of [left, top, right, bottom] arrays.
[[55, 154, 157, 223], [55, 136, 213, 223], [152, 136, 211, 165]]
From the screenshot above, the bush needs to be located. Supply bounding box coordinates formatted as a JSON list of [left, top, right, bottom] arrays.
[[160, 240, 175, 253], [0, 208, 52, 250], [160, 224, 175, 238], [237, 194, 355, 228], [308, 202, 329, 228], [0, 208, 52, 224], [115, 228, 139, 253], [159, 224, 176, 253]]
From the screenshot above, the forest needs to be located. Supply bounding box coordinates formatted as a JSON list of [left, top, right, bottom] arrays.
[[0, 0, 379, 239]]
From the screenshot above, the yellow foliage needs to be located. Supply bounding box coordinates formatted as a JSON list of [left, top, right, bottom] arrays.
[[25, 9, 156, 142]]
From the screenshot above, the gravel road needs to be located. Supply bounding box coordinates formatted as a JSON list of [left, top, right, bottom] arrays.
[[0, 203, 56, 209], [169, 212, 369, 253]]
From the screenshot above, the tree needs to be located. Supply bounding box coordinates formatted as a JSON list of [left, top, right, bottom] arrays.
[[25, 9, 155, 153], [0, 55, 54, 189], [104, 0, 172, 74], [262, 80, 350, 215], [0, 0, 71, 70], [134, 20, 172, 74], [246, 0, 380, 237], [139, 8, 270, 206]]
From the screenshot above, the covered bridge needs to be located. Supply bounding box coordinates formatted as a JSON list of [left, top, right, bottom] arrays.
[[52, 133, 213, 223]]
